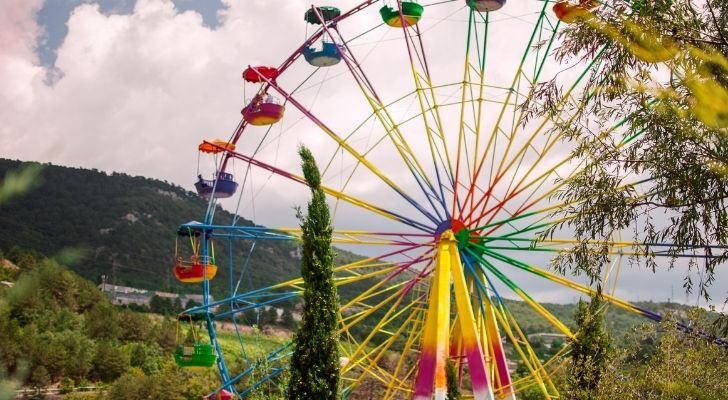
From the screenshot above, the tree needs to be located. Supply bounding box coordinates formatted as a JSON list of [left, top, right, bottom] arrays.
[[28, 365, 50, 391], [287, 146, 340, 400], [565, 295, 612, 399], [445, 360, 461, 400], [595, 309, 728, 399], [149, 295, 174, 315], [118, 311, 151, 341], [91, 341, 128, 382], [281, 308, 295, 329], [149, 317, 176, 351], [262, 307, 279, 327], [84, 301, 120, 340], [533, 0, 728, 325]]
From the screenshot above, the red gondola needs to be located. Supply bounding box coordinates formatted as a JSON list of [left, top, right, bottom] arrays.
[[242, 66, 279, 83], [173, 232, 217, 283], [173, 255, 218, 283]]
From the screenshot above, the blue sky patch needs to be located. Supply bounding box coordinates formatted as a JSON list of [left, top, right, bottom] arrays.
[[35, 0, 227, 70]]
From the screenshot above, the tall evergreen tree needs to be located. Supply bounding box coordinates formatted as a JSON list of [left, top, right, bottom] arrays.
[[445, 360, 462, 400], [566, 295, 612, 400], [287, 146, 340, 400]]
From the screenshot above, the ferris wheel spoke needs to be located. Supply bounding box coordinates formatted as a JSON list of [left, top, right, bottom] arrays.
[[479, 247, 661, 323], [496, 305, 560, 398], [272, 228, 434, 247], [325, 23, 450, 219], [465, 54, 606, 229], [468, 41, 653, 230], [342, 297, 423, 392], [258, 78, 442, 226], [458, 2, 552, 215], [465, 154, 579, 229], [453, 8, 488, 217], [480, 175, 668, 244], [395, 15, 461, 210], [468, 249, 574, 338], [470, 141, 656, 239], [225, 343, 292, 396], [464, 23, 613, 227], [463, 262, 557, 398], [341, 274, 429, 370], [210, 142, 434, 232]]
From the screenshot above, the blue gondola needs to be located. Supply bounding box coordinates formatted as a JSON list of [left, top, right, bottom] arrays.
[[303, 6, 344, 67], [303, 41, 344, 67], [195, 172, 238, 199]]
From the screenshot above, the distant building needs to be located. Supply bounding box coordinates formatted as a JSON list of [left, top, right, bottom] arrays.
[[98, 284, 210, 307]]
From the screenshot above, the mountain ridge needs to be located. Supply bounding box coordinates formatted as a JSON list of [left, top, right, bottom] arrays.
[[0, 158, 302, 297]]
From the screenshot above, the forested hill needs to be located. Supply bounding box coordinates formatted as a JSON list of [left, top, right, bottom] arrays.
[[0, 159, 304, 295]]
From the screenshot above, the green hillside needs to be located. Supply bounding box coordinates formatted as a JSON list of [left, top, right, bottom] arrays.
[[501, 298, 706, 343], [0, 159, 310, 298]]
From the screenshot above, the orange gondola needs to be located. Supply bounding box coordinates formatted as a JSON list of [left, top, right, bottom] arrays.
[[198, 139, 236, 154], [553, 1, 597, 24]]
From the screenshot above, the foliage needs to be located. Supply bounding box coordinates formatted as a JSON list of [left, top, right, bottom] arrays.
[[445, 359, 461, 400], [536, 1, 728, 303], [0, 255, 197, 395], [281, 308, 295, 329], [565, 295, 612, 399], [103, 365, 213, 400], [594, 309, 728, 399], [0, 164, 43, 206], [287, 146, 340, 400], [148, 295, 183, 316]]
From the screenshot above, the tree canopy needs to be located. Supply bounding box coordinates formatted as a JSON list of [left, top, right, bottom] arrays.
[[535, 1, 728, 309]]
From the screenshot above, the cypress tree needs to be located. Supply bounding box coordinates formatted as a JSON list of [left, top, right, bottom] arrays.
[[445, 359, 462, 400], [287, 146, 340, 400], [566, 294, 612, 399]]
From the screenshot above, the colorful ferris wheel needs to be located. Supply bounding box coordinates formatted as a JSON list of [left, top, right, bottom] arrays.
[[171, 1, 723, 398]]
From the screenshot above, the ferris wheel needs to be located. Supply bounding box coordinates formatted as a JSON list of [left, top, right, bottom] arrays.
[[169, 1, 721, 398]]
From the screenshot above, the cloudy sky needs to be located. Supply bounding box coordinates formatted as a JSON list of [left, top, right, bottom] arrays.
[[2, 0, 726, 309]]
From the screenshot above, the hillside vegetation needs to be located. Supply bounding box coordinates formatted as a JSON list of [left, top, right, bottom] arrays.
[[0, 248, 723, 399], [0, 250, 294, 399], [0, 159, 362, 299]]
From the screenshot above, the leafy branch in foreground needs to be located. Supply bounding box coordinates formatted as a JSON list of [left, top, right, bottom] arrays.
[[0, 164, 43, 205], [534, 1, 728, 304]]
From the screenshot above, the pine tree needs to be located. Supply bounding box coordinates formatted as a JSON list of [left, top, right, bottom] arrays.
[[566, 295, 612, 399], [287, 146, 340, 400]]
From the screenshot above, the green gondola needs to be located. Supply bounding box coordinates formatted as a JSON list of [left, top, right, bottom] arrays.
[[380, 1, 424, 27], [174, 311, 217, 369], [304, 6, 341, 24], [174, 343, 217, 368]]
